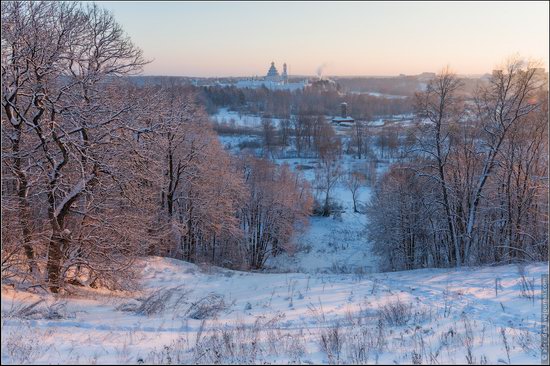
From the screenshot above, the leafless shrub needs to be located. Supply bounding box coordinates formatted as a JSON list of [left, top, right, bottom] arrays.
[[3, 299, 71, 320], [345, 326, 374, 364], [319, 322, 344, 364], [374, 318, 387, 351], [462, 316, 475, 364], [329, 261, 353, 274], [114, 335, 133, 364], [516, 264, 536, 303], [186, 293, 228, 320], [134, 285, 189, 316], [1, 322, 47, 364], [438, 327, 459, 351], [518, 275, 535, 301], [379, 298, 412, 326], [442, 286, 454, 318], [42, 301, 70, 320], [3, 299, 45, 319], [183, 314, 303, 364], [268, 331, 306, 363], [307, 299, 327, 324], [514, 328, 535, 354], [146, 337, 190, 364], [193, 321, 261, 364]]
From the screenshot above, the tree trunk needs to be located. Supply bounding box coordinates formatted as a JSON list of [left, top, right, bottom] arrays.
[[46, 230, 68, 293]]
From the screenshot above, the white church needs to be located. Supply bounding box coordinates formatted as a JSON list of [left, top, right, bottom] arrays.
[[265, 61, 288, 83], [234, 61, 307, 91]]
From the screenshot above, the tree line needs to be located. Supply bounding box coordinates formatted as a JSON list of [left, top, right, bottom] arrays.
[[367, 63, 548, 270], [200, 83, 414, 120], [1, 1, 312, 293]]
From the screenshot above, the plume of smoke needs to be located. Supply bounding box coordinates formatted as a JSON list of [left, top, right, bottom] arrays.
[[316, 63, 328, 78]]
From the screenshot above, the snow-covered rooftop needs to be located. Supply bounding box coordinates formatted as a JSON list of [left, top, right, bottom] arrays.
[[332, 116, 355, 123]]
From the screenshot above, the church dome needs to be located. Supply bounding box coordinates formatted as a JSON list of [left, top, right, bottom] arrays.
[[266, 62, 279, 77]]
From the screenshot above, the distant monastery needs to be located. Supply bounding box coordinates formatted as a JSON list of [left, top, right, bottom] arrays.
[[265, 61, 288, 83], [234, 61, 307, 91]]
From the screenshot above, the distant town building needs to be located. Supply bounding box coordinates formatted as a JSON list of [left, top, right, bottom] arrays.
[[332, 102, 355, 126], [492, 68, 547, 83], [530, 67, 546, 74], [417, 72, 436, 82], [529, 67, 547, 81]]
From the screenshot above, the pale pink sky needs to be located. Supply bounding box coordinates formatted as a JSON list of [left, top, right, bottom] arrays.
[[101, 1, 549, 77]]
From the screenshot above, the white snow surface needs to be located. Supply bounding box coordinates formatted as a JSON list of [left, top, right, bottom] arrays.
[[211, 108, 282, 129], [266, 156, 380, 275], [2, 259, 547, 364], [350, 91, 409, 99]]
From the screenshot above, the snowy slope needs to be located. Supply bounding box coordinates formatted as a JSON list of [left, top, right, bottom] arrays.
[[2, 258, 547, 364]]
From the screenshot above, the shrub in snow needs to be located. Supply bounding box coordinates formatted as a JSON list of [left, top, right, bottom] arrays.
[[186, 293, 228, 320], [379, 299, 413, 326], [319, 322, 344, 364], [135, 285, 189, 316], [2, 327, 43, 364], [4, 299, 72, 320]]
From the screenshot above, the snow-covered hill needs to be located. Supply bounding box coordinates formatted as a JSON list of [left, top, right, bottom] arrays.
[[2, 257, 547, 364]]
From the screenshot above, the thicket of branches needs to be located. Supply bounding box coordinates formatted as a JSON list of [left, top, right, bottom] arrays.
[[367, 62, 549, 270], [1, 1, 312, 293]]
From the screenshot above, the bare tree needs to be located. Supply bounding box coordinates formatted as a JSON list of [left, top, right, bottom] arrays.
[[238, 156, 312, 269], [345, 170, 367, 213], [415, 66, 464, 266], [463, 58, 544, 264], [280, 117, 291, 146], [1, 1, 150, 292], [145, 87, 247, 264], [262, 117, 276, 157], [352, 120, 366, 159], [315, 157, 342, 217], [368, 57, 548, 269]]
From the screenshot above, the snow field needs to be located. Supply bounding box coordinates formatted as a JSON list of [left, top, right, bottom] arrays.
[[2, 258, 547, 364]]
